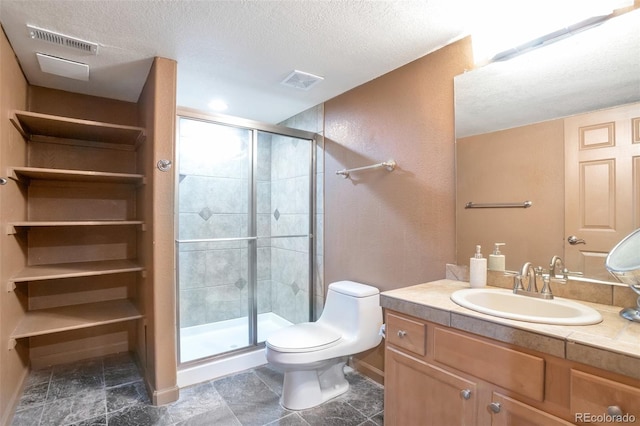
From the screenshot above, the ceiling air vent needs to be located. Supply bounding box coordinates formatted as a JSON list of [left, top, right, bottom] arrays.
[[281, 70, 324, 91], [27, 25, 98, 55]]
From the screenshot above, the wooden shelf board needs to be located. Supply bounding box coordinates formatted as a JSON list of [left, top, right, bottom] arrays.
[[10, 167, 144, 184], [12, 110, 145, 146], [11, 299, 142, 339], [10, 220, 143, 227], [11, 259, 144, 283]]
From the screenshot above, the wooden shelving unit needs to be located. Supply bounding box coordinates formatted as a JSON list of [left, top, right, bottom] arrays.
[[10, 259, 144, 283], [10, 166, 145, 184], [11, 300, 143, 339], [8, 110, 146, 345], [11, 110, 145, 146]]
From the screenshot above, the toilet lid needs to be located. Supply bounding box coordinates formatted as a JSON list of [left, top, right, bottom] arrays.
[[266, 323, 341, 353]]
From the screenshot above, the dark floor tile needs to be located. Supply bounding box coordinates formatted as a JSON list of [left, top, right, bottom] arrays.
[[104, 352, 142, 387], [369, 411, 384, 426], [69, 414, 107, 426], [107, 404, 172, 426], [39, 390, 106, 426], [107, 380, 150, 413], [46, 374, 104, 401], [167, 381, 225, 424], [10, 405, 42, 426], [342, 373, 384, 417], [299, 399, 367, 426], [214, 371, 290, 426], [174, 405, 241, 426], [24, 367, 52, 387], [264, 412, 310, 426], [15, 380, 49, 411], [254, 364, 284, 396], [51, 358, 103, 383]]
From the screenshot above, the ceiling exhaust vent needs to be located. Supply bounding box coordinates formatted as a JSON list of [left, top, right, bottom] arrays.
[[281, 70, 324, 91], [27, 25, 98, 55]]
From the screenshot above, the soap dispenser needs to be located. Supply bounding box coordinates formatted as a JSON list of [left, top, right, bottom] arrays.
[[469, 245, 487, 288], [488, 243, 506, 272]]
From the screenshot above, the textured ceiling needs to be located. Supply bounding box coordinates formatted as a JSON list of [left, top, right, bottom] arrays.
[[0, 1, 636, 125], [0, 0, 471, 123], [455, 8, 640, 137]]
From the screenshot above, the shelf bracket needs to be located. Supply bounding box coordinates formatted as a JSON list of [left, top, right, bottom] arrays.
[[6, 281, 16, 293], [6, 224, 17, 235], [7, 338, 17, 351]]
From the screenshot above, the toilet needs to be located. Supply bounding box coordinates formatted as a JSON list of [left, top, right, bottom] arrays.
[[265, 280, 382, 410]]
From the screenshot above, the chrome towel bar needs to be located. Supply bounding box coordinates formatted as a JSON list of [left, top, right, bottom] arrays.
[[465, 201, 533, 209], [336, 159, 396, 179]]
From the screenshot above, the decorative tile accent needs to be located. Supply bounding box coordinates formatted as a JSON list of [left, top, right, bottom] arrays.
[[273, 208, 280, 221], [198, 207, 213, 221], [291, 281, 300, 295], [235, 278, 247, 290]]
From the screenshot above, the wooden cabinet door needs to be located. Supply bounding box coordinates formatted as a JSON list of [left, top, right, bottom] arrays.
[[564, 102, 640, 280], [490, 392, 574, 426], [385, 346, 477, 426]]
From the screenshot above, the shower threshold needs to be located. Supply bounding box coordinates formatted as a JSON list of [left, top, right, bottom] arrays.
[[179, 311, 292, 363]]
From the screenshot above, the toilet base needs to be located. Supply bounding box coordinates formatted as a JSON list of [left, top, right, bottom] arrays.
[[280, 357, 349, 410]]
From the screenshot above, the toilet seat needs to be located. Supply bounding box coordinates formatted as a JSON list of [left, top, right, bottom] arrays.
[[266, 323, 341, 353]]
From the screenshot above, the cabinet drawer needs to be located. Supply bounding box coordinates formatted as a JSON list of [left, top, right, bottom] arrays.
[[433, 327, 545, 401], [571, 370, 640, 425], [386, 312, 426, 356]]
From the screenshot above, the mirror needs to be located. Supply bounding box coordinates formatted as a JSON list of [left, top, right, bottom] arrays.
[[455, 9, 640, 281]]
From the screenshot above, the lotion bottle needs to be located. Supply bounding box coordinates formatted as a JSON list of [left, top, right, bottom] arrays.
[[469, 245, 487, 288], [488, 243, 506, 272]]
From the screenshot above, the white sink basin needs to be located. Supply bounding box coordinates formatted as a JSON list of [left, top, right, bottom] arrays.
[[450, 288, 602, 325]]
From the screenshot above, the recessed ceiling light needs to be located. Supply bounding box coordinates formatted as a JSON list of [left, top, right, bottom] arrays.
[[208, 99, 228, 111]]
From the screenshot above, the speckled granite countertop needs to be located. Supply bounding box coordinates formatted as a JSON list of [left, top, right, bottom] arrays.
[[380, 279, 640, 380]]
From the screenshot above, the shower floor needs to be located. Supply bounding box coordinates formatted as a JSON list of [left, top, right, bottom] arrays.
[[180, 312, 293, 363]]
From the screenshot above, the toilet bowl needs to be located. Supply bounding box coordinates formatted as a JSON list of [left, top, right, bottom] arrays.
[[265, 280, 383, 410]]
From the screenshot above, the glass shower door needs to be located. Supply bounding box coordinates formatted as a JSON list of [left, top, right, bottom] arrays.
[[176, 116, 315, 364], [177, 117, 253, 362], [255, 131, 313, 344]]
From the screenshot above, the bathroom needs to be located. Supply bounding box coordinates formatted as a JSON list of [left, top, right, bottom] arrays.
[[1, 1, 639, 425]]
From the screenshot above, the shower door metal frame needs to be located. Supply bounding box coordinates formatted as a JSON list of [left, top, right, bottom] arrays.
[[175, 109, 318, 365]]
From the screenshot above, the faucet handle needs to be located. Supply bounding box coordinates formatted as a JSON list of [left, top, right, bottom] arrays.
[[513, 275, 525, 293], [540, 275, 554, 299]]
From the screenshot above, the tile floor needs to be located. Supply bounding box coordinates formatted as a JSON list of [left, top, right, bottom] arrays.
[[10, 352, 384, 426]]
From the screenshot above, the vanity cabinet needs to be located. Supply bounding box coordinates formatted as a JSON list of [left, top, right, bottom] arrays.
[[384, 310, 638, 426]]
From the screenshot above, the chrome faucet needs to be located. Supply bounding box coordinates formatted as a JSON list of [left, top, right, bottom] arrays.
[[513, 262, 554, 300], [549, 255, 566, 280], [549, 255, 582, 281]]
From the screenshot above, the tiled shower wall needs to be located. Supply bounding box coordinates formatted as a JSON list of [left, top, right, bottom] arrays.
[[178, 104, 324, 329], [279, 104, 325, 320]]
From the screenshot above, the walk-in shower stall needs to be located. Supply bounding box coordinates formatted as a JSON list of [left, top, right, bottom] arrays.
[[176, 112, 317, 367]]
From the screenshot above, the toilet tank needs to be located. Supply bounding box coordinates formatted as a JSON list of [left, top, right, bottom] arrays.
[[318, 281, 382, 344]]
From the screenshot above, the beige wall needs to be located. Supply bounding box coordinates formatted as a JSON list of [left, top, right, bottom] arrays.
[[456, 119, 565, 271], [324, 37, 473, 292], [323, 38, 473, 381]]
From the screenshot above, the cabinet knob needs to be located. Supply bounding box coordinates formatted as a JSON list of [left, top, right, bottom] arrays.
[[607, 406, 623, 416], [397, 330, 407, 338], [488, 402, 501, 413], [460, 389, 472, 400]]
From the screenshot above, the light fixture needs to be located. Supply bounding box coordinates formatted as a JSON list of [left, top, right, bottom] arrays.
[[470, 0, 634, 65], [208, 99, 228, 111]]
